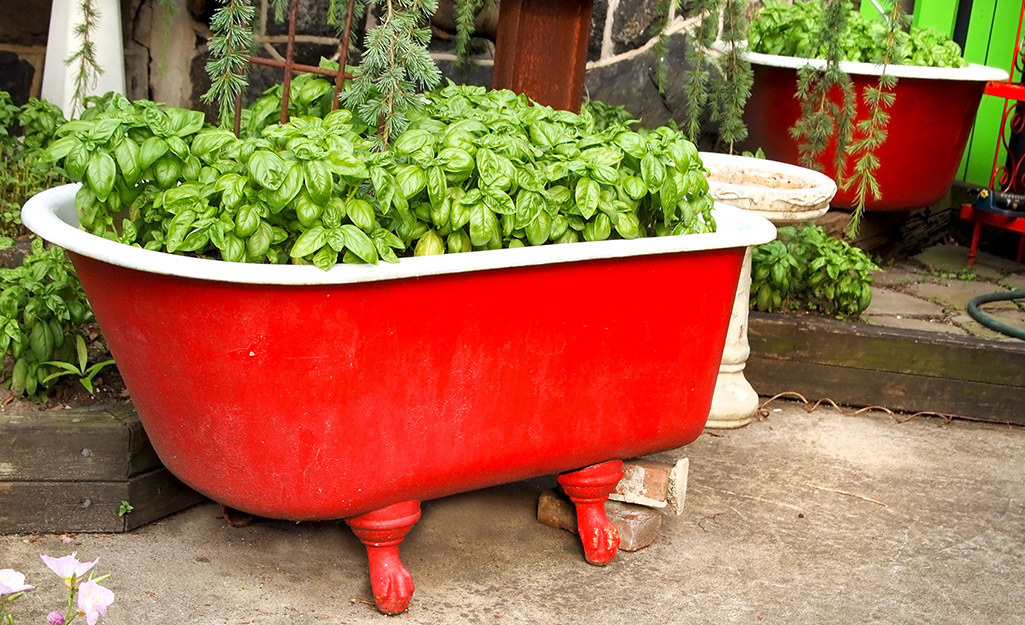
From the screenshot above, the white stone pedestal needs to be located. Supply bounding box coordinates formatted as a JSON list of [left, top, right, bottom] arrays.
[[706, 248, 759, 428], [42, 0, 126, 117], [701, 152, 837, 429]]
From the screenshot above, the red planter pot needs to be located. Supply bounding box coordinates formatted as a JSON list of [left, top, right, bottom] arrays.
[[24, 184, 774, 614], [744, 50, 1007, 211]]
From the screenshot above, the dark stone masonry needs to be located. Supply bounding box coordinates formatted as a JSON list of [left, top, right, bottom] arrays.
[[0, 0, 703, 130]]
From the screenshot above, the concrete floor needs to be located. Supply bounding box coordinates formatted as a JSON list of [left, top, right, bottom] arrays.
[[2, 402, 1023, 624]]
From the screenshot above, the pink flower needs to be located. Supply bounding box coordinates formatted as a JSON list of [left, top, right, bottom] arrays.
[[40, 553, 98, 587], [47, 611, 66, 625], [76, 580, 114, 625], [0, 568, 34, 595]]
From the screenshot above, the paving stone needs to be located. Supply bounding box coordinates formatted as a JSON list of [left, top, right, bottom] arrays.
[[872, 266, 928, 288], [861, 315, 967, 335], [907, 280, 1014, 313], [537, 490, 663, 552], [1001, 273, 1025, 291], [972, 250, 1025, 276], [863, 289, 945, 317], [912, 244, 976, 274], [948, 312, 1018, 341]]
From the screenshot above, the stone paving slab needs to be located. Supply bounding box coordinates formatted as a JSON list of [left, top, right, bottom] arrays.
[[913, 244, 1022, 277], [872, 266, 925, 288], [906, 279, 1015, 312], [863, 289, 946, 317], [861, 315, 965, 334]]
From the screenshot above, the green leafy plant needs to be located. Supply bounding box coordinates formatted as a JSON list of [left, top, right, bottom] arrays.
[[750, 224, 879, 320], [117, 501, 134, 517], [748, 0, 967, 67], [0, 239, 111, 400], [41, 335, 115, 394], [0, 92, 68, 239], [46, 84, 716, 271]]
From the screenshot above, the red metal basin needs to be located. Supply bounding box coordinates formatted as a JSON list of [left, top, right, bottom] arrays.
[[744, 51, 1007, 211], [23, 183, 775, 613]]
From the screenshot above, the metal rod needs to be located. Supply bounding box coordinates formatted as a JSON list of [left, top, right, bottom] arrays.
[[333, 0, 359, 110], [279, 0, 302, 125]]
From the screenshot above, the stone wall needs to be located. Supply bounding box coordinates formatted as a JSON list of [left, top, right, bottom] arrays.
[[0, 0, 707, 131]]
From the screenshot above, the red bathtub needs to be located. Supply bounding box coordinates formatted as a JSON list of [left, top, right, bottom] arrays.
[[24, 184, 775, 614]]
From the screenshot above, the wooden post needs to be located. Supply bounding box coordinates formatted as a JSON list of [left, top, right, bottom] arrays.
[[492, 0, 594, 113]]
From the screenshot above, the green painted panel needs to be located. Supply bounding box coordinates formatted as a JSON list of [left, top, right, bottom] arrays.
[[959, 0, 1020, 187], [911, 0, 959, 33], [859, 0, 892, 21]]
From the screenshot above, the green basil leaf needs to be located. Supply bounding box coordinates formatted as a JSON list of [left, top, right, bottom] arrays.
[[290, 225, 327, 258], [65, 142, 90, 181], [86, 151, 116, 202], [346, 198, 375, 231], [328, 152, 368, 178], [295, 192, 322, 228], [483, 188, 515, 215], [574, 177, 600, 220], [165, 209, 197, 253], [614, 131, 647, 159], [476, 148, 514, 190], [266, 162, 302, 211], [303, 160, 333, 205], [139, 136, 169, 170], [469, 203, 494, 247], [152, 155, 182, 189], [246, 221, 273, 259], [583, 213, 612, 242], [45, 136, 81, 162], [436, 147, 475, 174], [660, 174, 679, 222], [393, 129, 435, 156], [427, 166, 447, 209], [248, 150, 286, 190], [113, 138, 142, 186], [395, 164, 428, 200], [525, 210, 552, 246], [312, 245, 338, 270], [641, 153, 666, 192]]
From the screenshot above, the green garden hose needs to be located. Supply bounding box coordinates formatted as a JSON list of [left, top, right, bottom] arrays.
[[967, 290, 1025, 341]]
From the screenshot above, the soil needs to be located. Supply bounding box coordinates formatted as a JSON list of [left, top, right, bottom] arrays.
[[0, 366, 129, 414]]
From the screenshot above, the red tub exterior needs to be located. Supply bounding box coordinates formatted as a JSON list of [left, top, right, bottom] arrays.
[[745, 54, 1003, 211], [69, 233, 743, 521]]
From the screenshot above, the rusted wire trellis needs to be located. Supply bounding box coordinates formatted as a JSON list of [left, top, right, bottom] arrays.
[[231, 0, 359, 136]]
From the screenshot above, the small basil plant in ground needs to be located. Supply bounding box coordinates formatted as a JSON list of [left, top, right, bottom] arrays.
[[0, 238, 112, 400], [44, 83, 717, 271], [750, 224, 879, 320], [0, 553, 115, 625]]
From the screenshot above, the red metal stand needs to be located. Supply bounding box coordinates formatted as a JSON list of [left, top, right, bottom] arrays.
[[962, 1, 1025, 267]]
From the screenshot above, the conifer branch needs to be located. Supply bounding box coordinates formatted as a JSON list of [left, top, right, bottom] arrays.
[[65, 0, 104, 117], [844, 1, 903, 237], [343, 0, 441, 146], [202, 0, 256, 127]]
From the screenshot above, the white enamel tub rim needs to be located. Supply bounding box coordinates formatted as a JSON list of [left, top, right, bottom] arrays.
[[741, 48, 1009, 82], [23, 184, 777, 286]]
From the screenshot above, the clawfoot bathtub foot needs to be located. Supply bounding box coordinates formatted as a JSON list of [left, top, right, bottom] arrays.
[[345, 501, 421, 615], [557, 460, 625, 566]]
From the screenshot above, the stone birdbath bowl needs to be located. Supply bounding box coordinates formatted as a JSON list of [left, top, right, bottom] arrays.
[[699, 152, 837, 428]]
